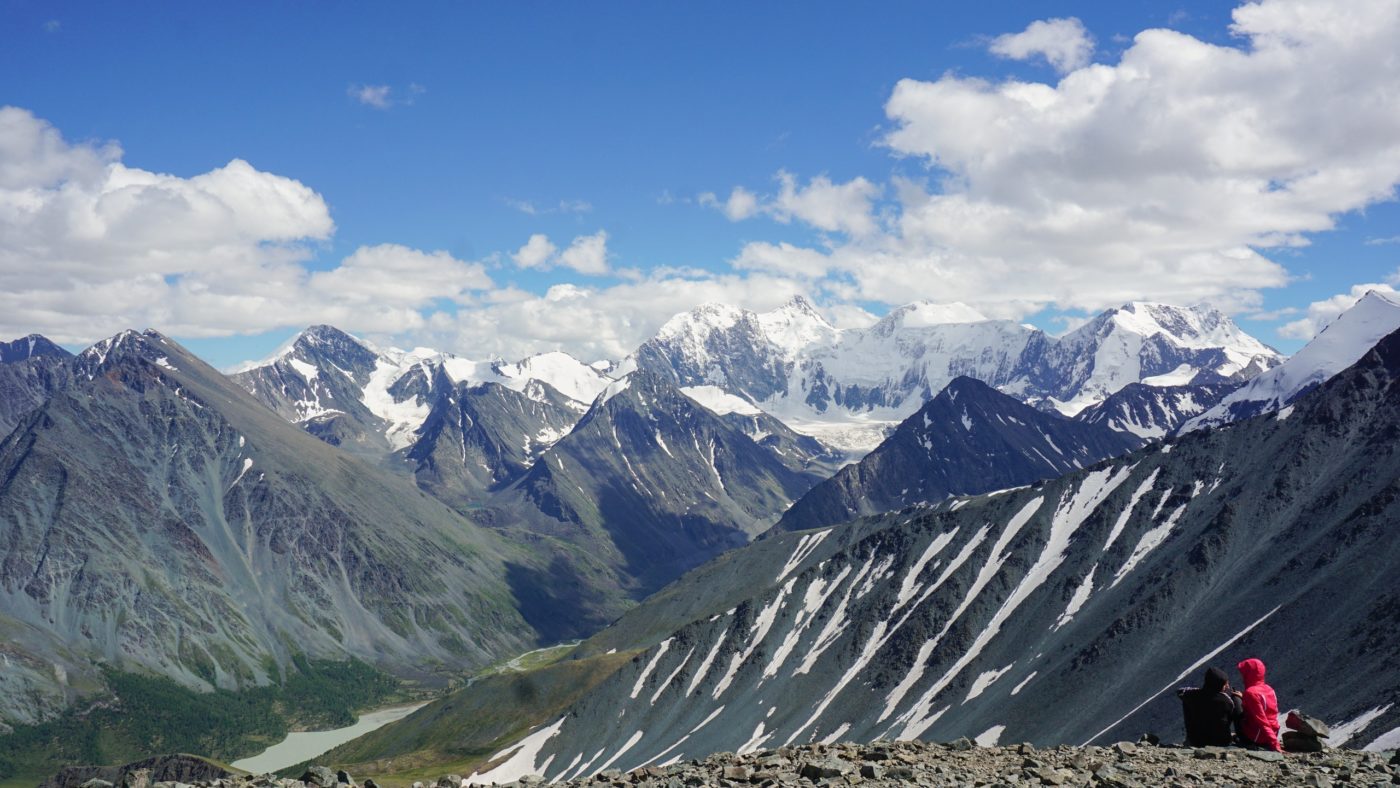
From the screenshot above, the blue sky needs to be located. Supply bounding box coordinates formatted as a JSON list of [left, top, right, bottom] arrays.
[[3, 0, 1398, 367]]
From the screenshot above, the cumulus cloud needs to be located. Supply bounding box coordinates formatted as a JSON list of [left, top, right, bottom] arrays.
[[348, 84, 393, 109], [727, 0, 1400, 320], [309, 244, 491, 305], [989, 17, 1095, 73], [508, 230, 610, 275], [429, 270, 811, 362], [0, 106, 493, 341], [703, 172, 880, 236], [700, 187, 760, 221], [558, 230, 610, 274], [512, 233, 558, 269], [1279, 281, 1400, 339]]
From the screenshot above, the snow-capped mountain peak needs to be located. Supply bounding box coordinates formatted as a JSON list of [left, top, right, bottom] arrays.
[[233, 326, 610, 453], [1180, 289, 1400, 432], [635, 298, 1281, 453]]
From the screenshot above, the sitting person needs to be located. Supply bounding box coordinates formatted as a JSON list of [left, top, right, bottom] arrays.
[[1177, 666, 1242, 746], [1236, 657, 1282, 751]]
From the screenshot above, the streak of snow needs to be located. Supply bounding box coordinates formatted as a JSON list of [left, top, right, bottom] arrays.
[[974, 725, 1006, 746], [466, 717, 566, 785], [288, 357, 318, 381], [229, 458, 254, 489], [1103, 469, 1160, 551], [649, 647, 694, 705], [1010, 671, 1037, 696], [1054, 567, 1096, 630], [680, 385, 761, 415], [591, 730, 646, 775], [1364, 722, 1400, 751], [688, 705, 726, 734], [1331, 704, 1394, 747], [1111, 504, 1188, 588], [713, 579, 795, 698], [629, 638, 673, 699], [964, 664, 1014, 702], [776, 530, 831, 583]]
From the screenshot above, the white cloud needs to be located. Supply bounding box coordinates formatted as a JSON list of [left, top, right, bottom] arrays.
[[349, 84, 393, 109], [504, 197, 592, 215], [1279, 281, 1400, 339], [821, 303, 880, 329], [770, 172, 880, 236], [508, 231, 610, 275], [429, 271, 811, 362], [558, 230, 610, 275], [989, 17, 1095, 73], [1366, 235, 1400, 245], [700, 187, 760, 221], [0, 106, 494, 342], [512, 234, 558, 269], [732, 241, 835, 279], [721, 0, 1400, 321], [703, 173, 879, 236], [309, 244, 491, 305]]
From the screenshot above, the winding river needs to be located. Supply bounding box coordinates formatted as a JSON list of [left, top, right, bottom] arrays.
[[231, 702, 430, 774]]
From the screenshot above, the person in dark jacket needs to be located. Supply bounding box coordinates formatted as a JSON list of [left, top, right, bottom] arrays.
[[1236, 658, 1282, 751], [1177, 666, 1242, 746]]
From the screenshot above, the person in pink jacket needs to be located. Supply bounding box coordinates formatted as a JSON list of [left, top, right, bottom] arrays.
[[1236, 658, 1281, 751]]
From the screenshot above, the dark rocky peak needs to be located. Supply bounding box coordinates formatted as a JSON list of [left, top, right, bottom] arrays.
[[0, 334, 72, 364], [289, 324, 381, 379], [389, 357, 454, 405], [1076, 381, 1240, 440], [75, 329, 184, 374]]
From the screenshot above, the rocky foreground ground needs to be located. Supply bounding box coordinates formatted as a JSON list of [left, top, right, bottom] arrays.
[[55, 739, 1400, 788]]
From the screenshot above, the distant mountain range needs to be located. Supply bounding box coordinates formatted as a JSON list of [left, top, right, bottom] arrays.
[[632, 297, 1279, 453], [2, 293, 1358, 745]]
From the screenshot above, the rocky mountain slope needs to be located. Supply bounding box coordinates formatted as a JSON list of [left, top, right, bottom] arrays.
[[633, 298, 1279, 453], [1075, 382, 1239, 439], [487, 371, 834, 597], [0, 330, 609, 728], [456, 324, 1400, 781], [231, 326, 609, 458], [0, 334, 72, 439], [1182, 290, 1400, 433], [405, 376, 583, 508], [775, 377, 1142, 533]]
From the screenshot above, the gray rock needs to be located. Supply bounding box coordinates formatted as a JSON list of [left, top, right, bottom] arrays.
[[798, 758, 853, 780], [299, 769, 336, 788], [1246, 751, 1284, 763]]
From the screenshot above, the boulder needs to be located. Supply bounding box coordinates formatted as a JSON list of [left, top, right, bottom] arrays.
[[299, 769, 337, 788]]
